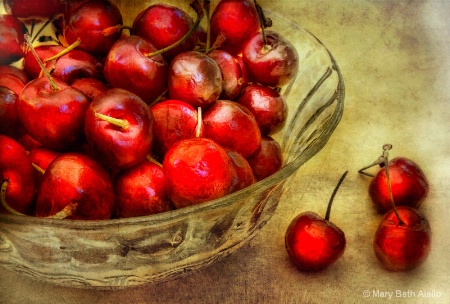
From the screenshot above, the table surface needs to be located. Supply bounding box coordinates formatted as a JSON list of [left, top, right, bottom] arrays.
[[1, 1, 449, 303]]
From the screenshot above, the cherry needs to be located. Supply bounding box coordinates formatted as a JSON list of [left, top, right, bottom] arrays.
[[168, 50, 223, 108], [247, 135, 282, 181], [285, 171, 348, 272], [0, 72, 27, 96], [132, 3, 197, 61], [84, 88, 154, 170], [0, 65, 29, 85], [373, 206, 431, 271], [5, 0, 62, 19], [242, 30, 299, 88], [0, 14, 26, 65], [226, 149, 256, 193], [237, 83, 287, 135], [35, 152, 115, 220], [0, 134, 35, 214], [163, 137, 233, 209], [0, 87, 23, 139], [114, 160, 172, 218], [203, 100, 261, 158], [71, 77, 109, 101], [150, 99, 201, 157], [103, 35, 168, 105], [23, 44, 65, 80], [208, 49, 247, 100], [359, 144, 429, 213], [63, 0, 123, 57], [29, 146, 60, 187], [210, 0, 260, 55]]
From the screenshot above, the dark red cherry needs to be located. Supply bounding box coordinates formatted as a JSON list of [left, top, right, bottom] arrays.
[[226, 149, 256, 192], [23, 45, 65, 80], [5, 0, 62, 19], [71, 78, 109, 101], [0, 15, 26, 65], [247, 135, 282, 181]]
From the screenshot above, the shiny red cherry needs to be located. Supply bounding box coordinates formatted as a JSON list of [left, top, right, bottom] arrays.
[[285, 171, 348, 272], [210, 0, 260, 55], [71, 78, 109, 101], [163, 137, 233, 208], [369, 157, 429, 213], [226, 149, 256, 192], [373, 206, 431, 271], [5, 0, 62, 19], [29, 146, 60, 188], [0, 15, 26, 65], [22, 45, 65, 80], [114, 160, 172, 218], [132, 3, 197, 61], [0, 87, 25, 140], [35, 152, 115, 220], [247, 135, 282, 181]]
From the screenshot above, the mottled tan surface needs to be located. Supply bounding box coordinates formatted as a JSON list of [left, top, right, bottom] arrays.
[[1, 0, 449, 303]]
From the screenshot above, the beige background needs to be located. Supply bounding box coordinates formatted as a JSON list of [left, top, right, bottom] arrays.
[[1, 0, 449, 303]]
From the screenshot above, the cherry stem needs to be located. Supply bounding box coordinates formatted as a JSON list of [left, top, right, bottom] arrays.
[[381, 146, 405, 226], [24, 34, 60, 92], [146, 154, 163, 168], [32, 163, 45, 175], [325, 171, 348, 221], [95, 112, 130, 130], [146, 0, 204, 58], [358, 143, 392, 177], [44, 38, 81, 62], [203, 0, 211, 52], [254, 0, 272, 52], [195, 107, 203, 138]]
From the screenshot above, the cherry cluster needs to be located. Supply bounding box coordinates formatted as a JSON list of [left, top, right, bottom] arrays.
[[0, 0, 299, 219], [285, 145, 431, 273]]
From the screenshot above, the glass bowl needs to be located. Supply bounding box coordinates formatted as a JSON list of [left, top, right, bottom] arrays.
[[0, 0, 344, 289]]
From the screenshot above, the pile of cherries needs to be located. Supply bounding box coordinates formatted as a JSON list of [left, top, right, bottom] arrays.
[[0, 0, 300, 220], [285, 144, 431, 273]]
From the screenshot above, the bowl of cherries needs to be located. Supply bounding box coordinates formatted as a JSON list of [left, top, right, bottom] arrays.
[[0, 0, 344, 288]]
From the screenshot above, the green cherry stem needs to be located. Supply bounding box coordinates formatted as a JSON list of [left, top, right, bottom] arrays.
[[324, 171, 348, 221], [44, 38, 81, 62], [95, 113, 130, 130]]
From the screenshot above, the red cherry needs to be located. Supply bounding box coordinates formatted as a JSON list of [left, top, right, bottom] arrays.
[[226, 149, 256, 192], [163, 137, 233, 208], [247, 135, 282, 181], [373, 206, 431, 271], [23, 45, 65, 80], [63, 0, 123, 57], [84, 88, 154, 170], [132, 3, 197, 61], [114, 160, 172, 218], [0, 72, 26, 96], [29, 146, 60, 187], [210, 0, 260, 55], [285, 171, 348, 271], [35, 152, 115, 220], [71, 78, 109, 101], [0, 15, 26, 65], [203, 100, 261, 158], [237, 83, 287, 135], [17, 77, 90, 151], [369, 157, 429, 213], [0, 65, 29, 84], [208, 49, 247, 100], [150, 99, 201, 157], [0, 87, 23, 139], [5, 0, 62, 19], [0, 134, 35, 214], [104, 35, 168, 104], [168, 51, 223, 108], [242, 30, 299, 87]]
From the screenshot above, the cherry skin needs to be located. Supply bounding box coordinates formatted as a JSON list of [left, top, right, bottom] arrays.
[[63, 0, 123, 57], [5, 0, 62, 19], [242, 30, 299, 88], [373, 206, 431, 271], [369, 157, 429, 213], [0, 134, 35, 214], [114, 160, 172, 218], [0, 15, 26, 65], [0, 87, 24, 139], [226, 149, 256, 193], [168, 51, 223, 108], [237, 83, 288, 135], [0, 65, 29, 85], [84, 88, 154, 170], [203, 100, 261, 158], [132, 3, 197, 61], [163, 137, 233, 209], [150, 99, 201, 157], [71, 78, 109, 101], [104, 35, 168, 105], [17, 77, 90, 151], [210, 0, 260, 55], [285, 211, 346, 272], [51, 49, 103, 85], [247, 135, 282, 181], [0, 72, 26, 96], [35, 152, 115, 220], [208, 50, 247, 100]]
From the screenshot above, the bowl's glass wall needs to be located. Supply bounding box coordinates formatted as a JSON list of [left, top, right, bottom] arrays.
[[0, 1, 344, 289]]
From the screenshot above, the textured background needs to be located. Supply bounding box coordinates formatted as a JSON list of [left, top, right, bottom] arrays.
[[1, 0, 449, 303]]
